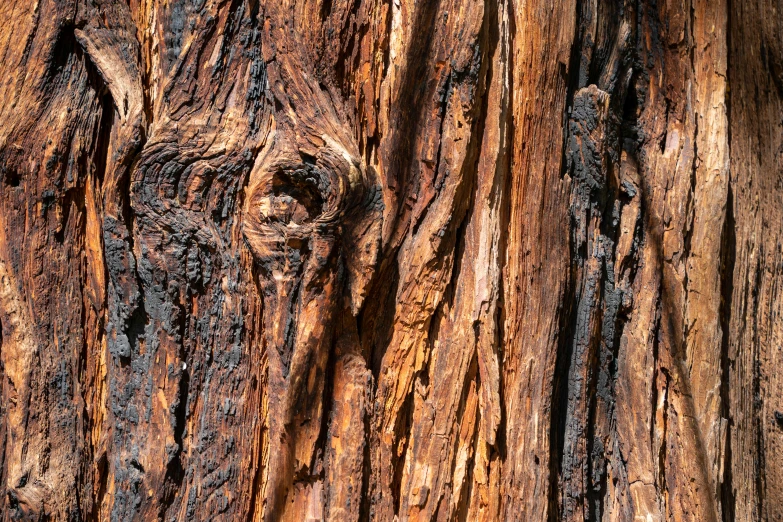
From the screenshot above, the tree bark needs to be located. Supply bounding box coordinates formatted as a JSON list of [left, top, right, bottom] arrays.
[[0, 0, 781, 520]]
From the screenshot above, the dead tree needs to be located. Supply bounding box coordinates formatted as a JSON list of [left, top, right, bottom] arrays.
[[0, 0, 781, 520]]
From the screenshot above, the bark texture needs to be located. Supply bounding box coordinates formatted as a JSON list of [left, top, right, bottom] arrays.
[[0, 0, 781, 520]]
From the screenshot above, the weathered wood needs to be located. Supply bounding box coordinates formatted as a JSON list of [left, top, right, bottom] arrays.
[[0, 0, 781, 520]]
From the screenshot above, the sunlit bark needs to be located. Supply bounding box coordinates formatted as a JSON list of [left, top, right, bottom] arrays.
[[0, 0, 781, 520]]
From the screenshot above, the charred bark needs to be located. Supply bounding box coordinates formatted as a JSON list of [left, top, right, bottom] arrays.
[[0, 0, 781, 520]]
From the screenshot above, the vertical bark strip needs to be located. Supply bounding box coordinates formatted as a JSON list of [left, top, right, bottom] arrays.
[[0, 0, 781, 521]]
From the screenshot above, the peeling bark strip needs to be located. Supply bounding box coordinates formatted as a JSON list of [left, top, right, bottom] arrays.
[[0, 0, 781, 520]]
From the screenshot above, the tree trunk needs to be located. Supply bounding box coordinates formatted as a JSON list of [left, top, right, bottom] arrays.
[[0, 0, 781, 520]]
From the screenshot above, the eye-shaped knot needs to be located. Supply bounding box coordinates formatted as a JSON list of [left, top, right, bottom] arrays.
[[243, 140, 365, 263], [258, 165, 329, 226], [242, 134, 381, 313]]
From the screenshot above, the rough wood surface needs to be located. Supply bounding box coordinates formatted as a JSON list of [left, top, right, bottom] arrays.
[[0, 0, 781, 520]]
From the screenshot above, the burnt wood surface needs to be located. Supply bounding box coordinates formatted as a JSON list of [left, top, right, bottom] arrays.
[[0, 0, 781, 520]]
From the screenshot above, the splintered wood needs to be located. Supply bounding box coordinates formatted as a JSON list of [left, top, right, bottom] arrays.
[[0, 0, 781, 520]]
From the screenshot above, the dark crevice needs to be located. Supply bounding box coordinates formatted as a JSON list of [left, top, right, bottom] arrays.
[[369, 0, 394, 160], [648, 238, 666, 501], [123, 298, 148, 368], [718, 184, 736, 522], [586, 274, 611, 522], [549, 262, 576, 522], [358, 371, 374, 522], [390, 384, 415, 517], [91, 451, 109, 520], [560, 0, 587, 181], [495, 0, 515, 472], [379, 0, 440, 249], [245, 377, 265, 522], [443, 178, 474, 312], [320, 0, 333, 21], [750, 256, 765, 521], [283, 277, 306, 381], [160, 334, 189, 518], [409, 70, 452, 241], [549, 64, 584, 522], [312, 322, 339, 490], [363, 259, 399, 379], [720, 0, 736, 516], [93, 91, 115, 196], [46, 22, 78, 82], [1, 166, 21, 188], [683, 117, 698, 266], [450, 352, 480, 522], [657, 364, 669, 508]]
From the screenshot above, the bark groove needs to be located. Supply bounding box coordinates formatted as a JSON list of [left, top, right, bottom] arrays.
[[0, 0, 781, 520]]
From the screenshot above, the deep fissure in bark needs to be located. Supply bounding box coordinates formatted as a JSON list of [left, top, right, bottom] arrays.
[[1, 0, 781, 520]]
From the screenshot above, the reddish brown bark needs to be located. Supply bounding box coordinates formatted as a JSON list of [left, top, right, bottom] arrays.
[[0, 0, 781, 520]]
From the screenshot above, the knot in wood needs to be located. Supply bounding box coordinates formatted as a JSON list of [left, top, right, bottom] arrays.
[[243, 140, 366, 274]]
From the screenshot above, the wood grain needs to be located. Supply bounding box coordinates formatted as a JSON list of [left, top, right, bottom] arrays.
[[0, 0, 780, 520]]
